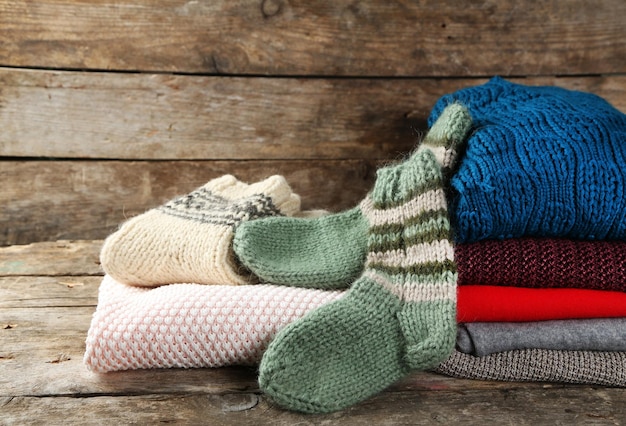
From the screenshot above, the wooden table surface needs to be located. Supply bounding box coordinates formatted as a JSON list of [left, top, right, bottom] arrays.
[[1, 240, 625, 425]]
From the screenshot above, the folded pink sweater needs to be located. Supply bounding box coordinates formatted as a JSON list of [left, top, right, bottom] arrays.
[[84, 275, 343, 372]]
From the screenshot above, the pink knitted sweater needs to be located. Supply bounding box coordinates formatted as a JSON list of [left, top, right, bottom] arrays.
[[84, 275, 344, 372]]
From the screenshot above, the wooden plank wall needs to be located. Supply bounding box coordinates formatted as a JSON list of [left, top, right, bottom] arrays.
[[1, 0, 625, 246]]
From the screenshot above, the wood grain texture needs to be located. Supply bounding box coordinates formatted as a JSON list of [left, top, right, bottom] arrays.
[[1, 69, 626, 160], [3, 72, 626, 245], [1, 0, 625, 77], [0, 160, 374, 246], [0, 68, 419, 160], [0, 241, 102, 276], [0, 276, 100, 307], [4, 388, 626, 426]]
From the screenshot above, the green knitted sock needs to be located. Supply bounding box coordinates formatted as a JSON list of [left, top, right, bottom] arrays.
[[258, 112, 466, 413], [234, 103, 471, 289], [234, 207, 368, 289]]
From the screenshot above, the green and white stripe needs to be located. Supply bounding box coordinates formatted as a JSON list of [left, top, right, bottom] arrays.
[[357, 102, 472, 309], [257, 103, 472, 414], [421, 101, 473, 173], [360, 146, 457, 306]]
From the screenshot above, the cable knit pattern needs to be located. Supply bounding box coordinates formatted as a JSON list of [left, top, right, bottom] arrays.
[[457, 238, 626, 291], [428, 77, 626, 243], [435, 349, 626, 387], [100, 174, 301, 287], [83, 275, 344, 372]]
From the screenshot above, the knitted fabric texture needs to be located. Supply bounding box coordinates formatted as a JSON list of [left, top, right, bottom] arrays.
[[83, 275, 344, 372], [435, 349, 626, 387], [456, 238, 626, 291], [258, 104, 469, 414], [456, 319, 626, 356], [85, 276, 626, 373], [457, 286, 626, 322], [234, 207, 369, 289], [428, 77, 626, 243], [100, 174, 301, 287], [234, 103, 472, 289]]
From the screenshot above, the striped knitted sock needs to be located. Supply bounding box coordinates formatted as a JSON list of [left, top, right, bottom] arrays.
[[100, 174, 301, 287], [234, 103, 471, 289], [258, 114, 463, 413]]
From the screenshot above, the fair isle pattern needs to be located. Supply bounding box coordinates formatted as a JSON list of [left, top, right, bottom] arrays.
[[100, 174, 302, 287], [84, 276, 344, 372], [159, 186, 283, 228]]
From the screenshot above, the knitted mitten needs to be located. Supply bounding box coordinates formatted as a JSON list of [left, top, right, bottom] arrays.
[[100, 174, 301, 287], [257, 108, 465, 413], [234, 104, 472, 289], [428, 77, 626, 243]]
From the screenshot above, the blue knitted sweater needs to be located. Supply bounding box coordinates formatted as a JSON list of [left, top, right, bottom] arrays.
[[428, 77, 626, 243]]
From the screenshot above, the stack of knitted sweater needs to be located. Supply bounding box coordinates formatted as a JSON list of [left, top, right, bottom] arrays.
[[84, 78, 626, 414], [427, 78, 626, 384]]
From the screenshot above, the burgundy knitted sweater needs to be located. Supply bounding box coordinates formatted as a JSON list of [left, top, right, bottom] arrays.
[[456, 238, 626, 291]]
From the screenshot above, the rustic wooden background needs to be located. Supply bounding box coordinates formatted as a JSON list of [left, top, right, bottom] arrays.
[[2, 2, 626, 424], [1, 0, 625, 246]]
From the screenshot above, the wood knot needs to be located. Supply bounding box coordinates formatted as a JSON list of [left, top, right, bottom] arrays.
[[261, 0, 282, 18]]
